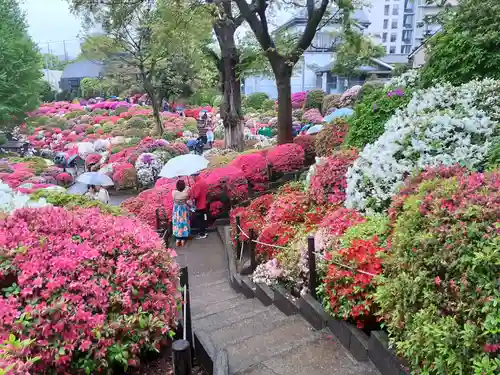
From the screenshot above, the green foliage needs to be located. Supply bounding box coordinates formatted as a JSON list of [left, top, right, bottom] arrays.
[[245, 92, 269, 110], [80, 77, 103, 98], [486, 134, 500, 170], [376, 170, 500, 374], [0, 134, 6, 145], [420, 0, 500, 87], [304, 89, 325, 111], [339, 214, 389, 248], [125, 116, 147, 129], [39, 80, 56, 102], [31, 191, 122, 215], [260, 99, 275, 111], [0, 0, 43, 132], [332, 29, 385, 76], [357, 80, 384, 102], [42, 53, 73, 70], [64, 110, 87, 119], [85, 126, 95, 134], [322, 94, 341, 115], [315, 118, 348, 157], [344, 86, 412, 149]]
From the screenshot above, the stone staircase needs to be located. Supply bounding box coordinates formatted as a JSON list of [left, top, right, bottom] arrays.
[[189, 268, 379, 375]]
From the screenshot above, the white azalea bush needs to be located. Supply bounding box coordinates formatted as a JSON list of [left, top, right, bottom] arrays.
[[384, 69, 419, 89], [135, 153, 163, 186], [346, 78, 500, 212], [0, 183, 49, 214]]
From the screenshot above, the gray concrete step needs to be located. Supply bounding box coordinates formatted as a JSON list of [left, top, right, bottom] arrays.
[[235, 336, 380, 375], [225, 315, 318, 374]]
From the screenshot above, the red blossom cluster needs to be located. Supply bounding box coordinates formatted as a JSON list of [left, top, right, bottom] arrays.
[[315, 119, 349, 157], [0, 206, 179, 372], [112, 162, 137, 190], [230, 153, 268, 191], [323, 238, 385, 327], [309, 149, 358, 204], [85, 153, 102, 166], [293, 135, 316, 162], [267, 143, 305, 173], [267, 191, 309, 224], [255, 222, 295, 261]]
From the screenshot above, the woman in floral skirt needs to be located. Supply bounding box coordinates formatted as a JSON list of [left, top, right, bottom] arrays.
[[172, 179, 191, 246]]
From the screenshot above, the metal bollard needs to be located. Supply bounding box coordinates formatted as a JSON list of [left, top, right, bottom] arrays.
[[307, 235, 317, 301], [172, 339, 192, 375]]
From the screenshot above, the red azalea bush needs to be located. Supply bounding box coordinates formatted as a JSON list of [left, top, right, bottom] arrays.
[[315, 118, 349, 157], [85, 153, 102, 166], [321, 238, 385, 328], [55, 172, 73, 186], [267, 144, 304, 173], [293, 135, 316, 163], [376, 168, 500, 373], [0, 206, 179, 373], [255, 222, 295, 261], [230, 194, 275, 245], [112, 162, 137, 190], [202, 166, 249, 217], [169, 142, 189, 156], [230, 153, 268, 191], [267, 191, 309, 224], [310, 149, 358, 205]]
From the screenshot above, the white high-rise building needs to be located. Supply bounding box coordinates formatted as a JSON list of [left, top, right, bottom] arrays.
[[364, 0, 457, 57]]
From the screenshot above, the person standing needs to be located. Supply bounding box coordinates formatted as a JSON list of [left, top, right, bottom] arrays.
[[190, 173, 208, 239], [95, 185, 110, 204], [172, 179, 191, 246], [85, 185, 97, 200]]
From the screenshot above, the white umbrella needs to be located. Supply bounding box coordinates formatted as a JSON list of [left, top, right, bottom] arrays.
[[76, 172, 114, 186], [159, 154, 209, 178], [306, 124, 324, 135], [66, 182, 89, 195]]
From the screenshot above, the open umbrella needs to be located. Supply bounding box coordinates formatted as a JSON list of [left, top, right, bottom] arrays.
[[76, 172, 114, 186], [324, 107, 354, 123], [306, 124, 324, 135], [159, 154, 209, 178]]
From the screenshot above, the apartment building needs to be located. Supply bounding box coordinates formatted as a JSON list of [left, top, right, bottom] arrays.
[[365, 0, 457, 57]]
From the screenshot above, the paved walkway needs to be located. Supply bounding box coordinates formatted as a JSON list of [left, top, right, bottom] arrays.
[[175, 234, 379, 375]]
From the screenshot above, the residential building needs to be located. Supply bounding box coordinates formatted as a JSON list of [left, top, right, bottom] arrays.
[[365, 0, 457, 57], [41, 69, 63, 92], [59, 60, 104, 93], [243, 9, 393, 98]]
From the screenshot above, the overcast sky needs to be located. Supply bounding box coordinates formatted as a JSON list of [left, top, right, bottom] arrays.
[[20, 0, 85, 59]]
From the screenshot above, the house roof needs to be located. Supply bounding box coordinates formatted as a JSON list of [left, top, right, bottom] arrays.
[[61, 60, 104, 79], [379, 54, 409, 65], [275, 8, 370, 34], [315, 57, 393, 73]]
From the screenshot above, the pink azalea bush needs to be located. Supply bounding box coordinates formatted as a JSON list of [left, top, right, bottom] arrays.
[[302, 109, 324, 124], [0, 206, 179, 373], [267, 144, 305, 173], [309, 150, 358, 205], [85, 153, 102, 166], [293, 135, 316, 162], [112, 162, 137, 190], [291, 92, 307, 109], [267, 191, 309, 224], [55, 172, 73, 186], [314, 208, 365, 252]]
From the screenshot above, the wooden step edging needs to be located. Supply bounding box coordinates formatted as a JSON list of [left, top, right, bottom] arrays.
[[217, 224, 410, 375]]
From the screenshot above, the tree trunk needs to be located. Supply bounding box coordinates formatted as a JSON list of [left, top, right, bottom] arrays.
[[214, 24, 244, 152], [142, 73, 163, 136], [274, 65, 294, 144]]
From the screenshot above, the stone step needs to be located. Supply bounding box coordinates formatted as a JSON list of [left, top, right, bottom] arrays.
[[235, 335, 380, 375], [208, 305, 289, 346], [194, 298, 272, 333], [225, 315, 318, 374], [190, 279, 238, 308], [191, 295, 244, 320], [190, 270, 228, 289]]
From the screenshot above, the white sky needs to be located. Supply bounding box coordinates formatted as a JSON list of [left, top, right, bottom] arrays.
[[20, 0, 85, 59]]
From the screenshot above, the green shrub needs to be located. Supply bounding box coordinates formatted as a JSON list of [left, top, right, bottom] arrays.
[[114, 106, 129, 115], [124, 128, 142, 137], [344, 86, 412, 149], [261, 99, 275, 111], [315, 118, 349, 157], [322, 94, 341, 115], [486, 131, 500, 170], [85, 127, 95, 134], [304, 89, 325, 111], [376, 168, 500, 374], [245, 92, 269, 110], [64, 110, 87, 119], [339, 214, 389, 248], [163, 132, 177, 141], [125, 116, 147, 129], [0, 134, 6, 145], [102, 124, 114, 134], [357, 80, 384, 102], [184, 117, 197, 132], [30, 191, 122, 215]]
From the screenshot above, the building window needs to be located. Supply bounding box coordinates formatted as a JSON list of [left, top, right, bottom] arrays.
[[404, 0, 414, 12], [403, 14, 413, 28], [402, 29, 413, 44], [384, 5, 390, 16], [392, 3, 399, 15], [391, 20, 398, 29], [389, 46, 396, 54], [401, 45, 412, 54], [390, 33, 397, 42], [382, 32, 388, 42], [383, 19, 389, 29]]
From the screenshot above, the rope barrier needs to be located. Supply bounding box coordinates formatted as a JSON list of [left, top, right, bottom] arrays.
[[235, 224, 378, 277]]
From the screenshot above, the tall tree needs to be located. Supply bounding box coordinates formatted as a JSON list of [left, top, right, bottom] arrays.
[[70, 0, 211, 135], [0, 0, 42, 133], [234, 0, 354, 143]]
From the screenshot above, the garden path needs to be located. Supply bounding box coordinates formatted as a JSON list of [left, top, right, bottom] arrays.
[[175, 234, 380, 375]]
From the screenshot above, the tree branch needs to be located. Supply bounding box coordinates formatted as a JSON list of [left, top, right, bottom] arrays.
[[234, 0, 275, 53]]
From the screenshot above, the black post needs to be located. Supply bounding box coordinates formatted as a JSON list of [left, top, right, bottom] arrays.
[[235, 215, 241, 251], [179, 266, 194, 364], [307, 235, 317, 301], [267, 164, 273, 182], [249, 228, 257, 272], [172, 339, 192, 375]]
